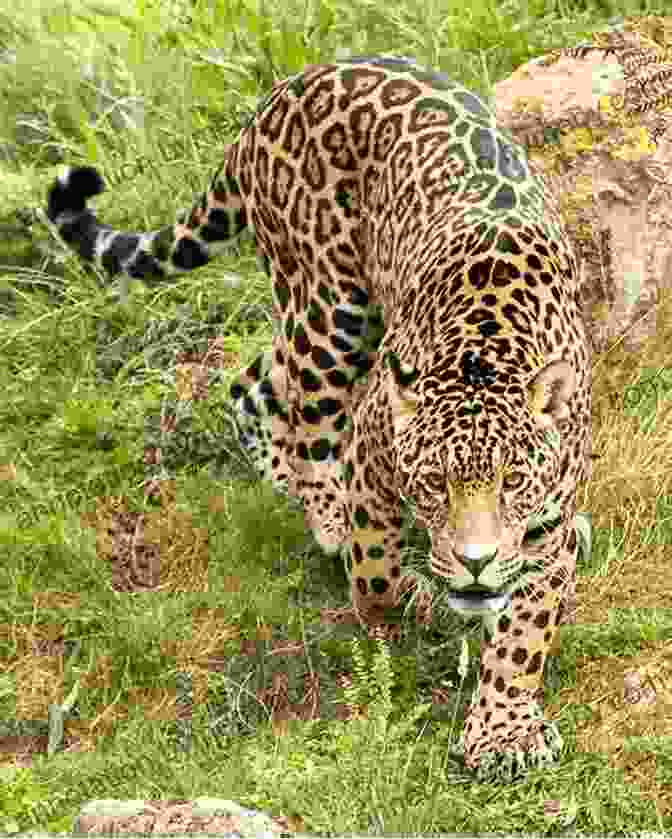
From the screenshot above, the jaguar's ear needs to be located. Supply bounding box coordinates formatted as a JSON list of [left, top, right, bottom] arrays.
[[528, 359, 575, 428], [385, 351, 421, 434]]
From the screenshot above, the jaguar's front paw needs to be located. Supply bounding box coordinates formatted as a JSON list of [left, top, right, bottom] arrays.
[[459, 700, 563, 782], [295, 466, 348, 556]]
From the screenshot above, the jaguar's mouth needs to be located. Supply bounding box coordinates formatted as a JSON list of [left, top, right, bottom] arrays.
[[447, 588, 512, 614]]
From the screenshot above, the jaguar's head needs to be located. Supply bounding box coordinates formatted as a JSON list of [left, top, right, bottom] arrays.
[[385, 350, 575, 615]]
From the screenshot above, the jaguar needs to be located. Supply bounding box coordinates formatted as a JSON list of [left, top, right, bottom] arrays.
[[46, 55, 591, 781]]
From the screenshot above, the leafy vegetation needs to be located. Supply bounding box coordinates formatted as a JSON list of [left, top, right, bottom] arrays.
[[0, 0, 670, 833]]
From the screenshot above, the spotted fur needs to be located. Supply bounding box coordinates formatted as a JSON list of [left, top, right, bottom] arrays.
[[46, 56, 591, 781]]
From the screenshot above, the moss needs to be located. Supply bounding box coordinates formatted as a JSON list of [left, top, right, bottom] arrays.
[[558, 175, 596, 246], [612, 125, 657, 161], [559, 126, 603, 156], [510, 96, 544, 116]]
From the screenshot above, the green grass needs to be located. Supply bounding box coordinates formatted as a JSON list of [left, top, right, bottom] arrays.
[[1, 0, 671, 834]]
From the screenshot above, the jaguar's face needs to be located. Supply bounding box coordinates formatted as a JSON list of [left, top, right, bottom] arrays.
[[393, 401, 566, 614]]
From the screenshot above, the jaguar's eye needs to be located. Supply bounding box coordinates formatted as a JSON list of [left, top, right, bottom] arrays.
[[424, 474, 444, 492], [503, 471, 525, 491]]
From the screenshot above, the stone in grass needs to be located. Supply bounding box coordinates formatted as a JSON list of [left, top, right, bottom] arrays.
[[493, 16, 672, 352], [72, 797, 293, 836]]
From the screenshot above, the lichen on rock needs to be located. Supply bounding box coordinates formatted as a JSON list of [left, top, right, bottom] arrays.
[[494, 15, 672, 351]]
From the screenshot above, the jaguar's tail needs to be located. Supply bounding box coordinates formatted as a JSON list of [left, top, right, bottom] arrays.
[[45, 164, 248, 280]]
